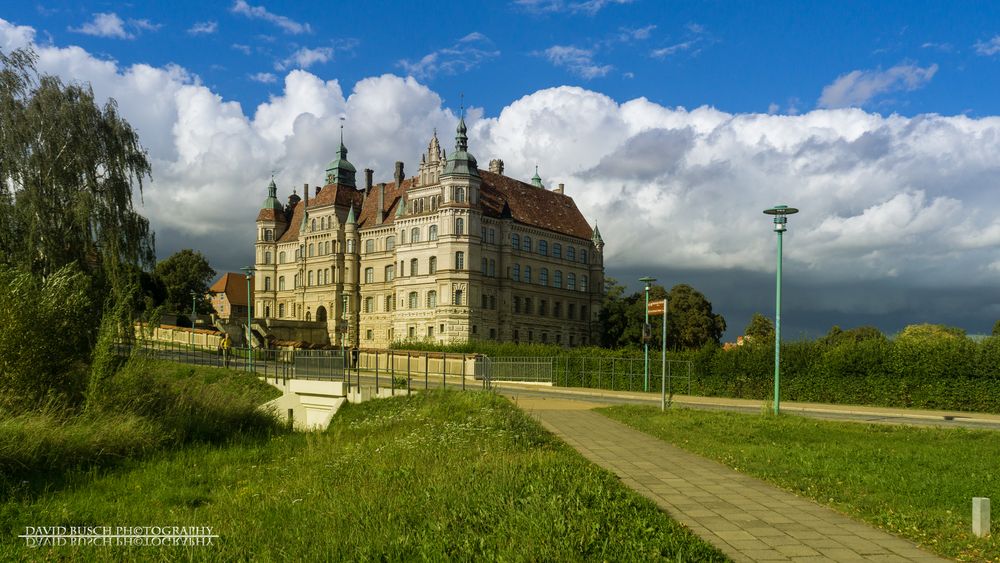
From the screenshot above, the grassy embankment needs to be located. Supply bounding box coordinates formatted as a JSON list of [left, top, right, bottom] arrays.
[[2, 391, 728, 561], [601, 405, 1000, 561]]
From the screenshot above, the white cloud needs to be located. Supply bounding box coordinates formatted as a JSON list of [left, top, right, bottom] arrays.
[[250, 72, 277, 83], [513, 0, 633, 14], [651, 41, 694, 58], [819, 63, 938, 108], [398, 33, 500, 80], [8, 17, 1000, 327], [188, 21, 218, 35], [231, 0, 311, 35], [232, 43, 251, 55], [975, 35, 1000, 56], [276, 47, 333, 71], [70, 13, 130, 39], [541, 45, 612, 79]]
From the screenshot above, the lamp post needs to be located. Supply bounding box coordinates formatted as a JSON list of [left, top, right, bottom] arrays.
[[189, 291, 197, 327], [240, 266, 256, 373], [762, 205, 798, 415], [639, 276, 657, 392]]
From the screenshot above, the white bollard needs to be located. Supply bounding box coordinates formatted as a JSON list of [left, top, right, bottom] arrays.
[[973, 497, 991, 538]]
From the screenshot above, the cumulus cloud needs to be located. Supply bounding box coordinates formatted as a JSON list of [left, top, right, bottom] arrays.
[[188, 21, 218, 35], [70, 13, 130, 39], [7, 16, 1000, 334], [398, 33, 500, 80], [231, 0, 310, 35], [819, 63, 938, 108], [975, 35, 1000, 56], [541, 45, 612, 79]]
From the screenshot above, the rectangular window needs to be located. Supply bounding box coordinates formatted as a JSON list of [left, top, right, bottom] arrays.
[[513, 263, 520, 282], [514, 296, 521, 313], [489, 259, 496, 277], [455, 251, 465, 270], [482, 294, 488, 308], [366, 329, 373, 340], [540, 300, 548, 316], [512, 233, 519, 249], [365, 267, 374, 283], [525, 298, 533, 315], [455, 289, 464, 305], [427, 326, 434, 337], [554, 302, 562, 318]]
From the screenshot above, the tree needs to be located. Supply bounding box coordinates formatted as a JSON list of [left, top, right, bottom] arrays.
[[0, 48, 154, 286], [599, 277, 632, 347], [993, 320, 1000, 337], [153, 249, 216, 316], [665, 284, 726, 350], [821, 325, 886, 346], [743, 313, 774, 343], [896, 323, 966, 342]]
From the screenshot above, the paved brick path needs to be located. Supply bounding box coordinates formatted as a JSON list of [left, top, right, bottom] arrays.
[[515, 397, 947, 563]]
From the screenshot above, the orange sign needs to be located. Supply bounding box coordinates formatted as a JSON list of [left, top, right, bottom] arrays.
[[647, 299, 666, 316]]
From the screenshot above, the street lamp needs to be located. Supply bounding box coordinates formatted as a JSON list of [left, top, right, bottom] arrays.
[[189, 290, 197, 327], [639, 276, 657, 392], [762, 204, 798, 415], [240, 265, 256, 372]]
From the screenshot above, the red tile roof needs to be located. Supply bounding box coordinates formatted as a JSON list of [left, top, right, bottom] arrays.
[[208, 272, 254, 306], [273, 171, 593, 243]]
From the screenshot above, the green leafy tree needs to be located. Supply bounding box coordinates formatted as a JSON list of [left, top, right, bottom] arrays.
[[896, 323, 966, 342], [153, 249, 216, 316], [821, 325, 886, 346], [993, 320, 1000, 337], [599, 277, 632, 347], [0, 48, 154, 286], [665, 284, 726, 350], [743, 313, 774, 343]]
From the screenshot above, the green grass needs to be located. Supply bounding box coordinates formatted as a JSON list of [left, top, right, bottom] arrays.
[[0, 359, 282, 486], [1, 392, 728, 561], [600, 405, 1000, 561]]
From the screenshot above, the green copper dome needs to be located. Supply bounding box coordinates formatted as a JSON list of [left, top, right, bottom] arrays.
[[325, 141, 357, 187], [442, 116, 480, 178], [261, 177, 284, 212]]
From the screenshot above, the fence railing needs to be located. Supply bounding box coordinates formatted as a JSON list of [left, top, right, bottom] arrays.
[[124, 340, 692, 397]]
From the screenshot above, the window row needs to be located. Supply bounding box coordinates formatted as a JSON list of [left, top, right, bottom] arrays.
[[510, 234, 589, 264], [263, 267, 341, 291], [362, 289, 460, 312], [513, 297, 588, 321], [511, 265, 589, 291]]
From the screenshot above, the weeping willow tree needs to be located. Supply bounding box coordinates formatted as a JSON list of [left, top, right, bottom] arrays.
[[0, 48, 155, 286], [0, 48, 156, 406]]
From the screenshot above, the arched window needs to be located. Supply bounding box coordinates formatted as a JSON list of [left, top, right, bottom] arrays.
[[553, 243, 562, 258], [554, 270, 562, 288], [429, 225, 438, 240], [265, 229, 273, 241], [540, 268, 549, 286], [513, 263, 520, 281], [385, 295, 393, 311], [311, 218, 316, 231], [456, 218, 464, 235], [316, 306, 327, 322], [386, 236, 395, 250], [400, 229, 407, 244], [364, 297, 373, 313], [455, 187, 465, 203], [308, 244, 314, 257], [538, 240, 548, 256], [429, 256, 437, 274], [567, 246, 576, 261], [512, 233, 519, 249], [524, 265, 532, 283], [427, 290, 437, 308], [410, 258, 418, 276], [279, 276, 285, 291], [455, 251, 465, 270], [264, 276, 271, 290], [523, 236, 531, 252], [264, 251, 272, 264], [567, 273, 576, 290], [365, 239, 374, 254], [410, 227, 420, 243], [326, 241, 331, 254], [306, 311, 312, 321], [279, 251, 286, 264], [308, 271, 314, 286], [365, 267, 374, 283], [408, 291, 418, 309]]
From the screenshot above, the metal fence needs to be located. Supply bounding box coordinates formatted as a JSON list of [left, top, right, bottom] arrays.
[[476, 355, 692, 395], [126, 339, 336, 382]]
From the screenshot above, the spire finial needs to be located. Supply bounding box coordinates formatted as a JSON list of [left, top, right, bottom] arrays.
[[339, 116, 345, 146], [460, 93, 464, 118]]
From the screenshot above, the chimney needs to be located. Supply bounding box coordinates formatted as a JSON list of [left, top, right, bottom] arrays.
[[377, 183, 386, 225], [303, 183, 309, 205], [394, 161, 404, 187], [555, 183, 564, 194], [365, 168, 374, 195], [489, 159, 504, 175]]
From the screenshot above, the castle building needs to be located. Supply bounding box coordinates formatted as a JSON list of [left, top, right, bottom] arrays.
[[254, 119, 605, 347]]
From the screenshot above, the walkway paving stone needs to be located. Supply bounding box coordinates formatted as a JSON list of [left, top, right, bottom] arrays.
[[513, 397, 947, 563]]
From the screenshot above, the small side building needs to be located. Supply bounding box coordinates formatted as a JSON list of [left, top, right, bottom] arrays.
[[207, 272, 254, 321]]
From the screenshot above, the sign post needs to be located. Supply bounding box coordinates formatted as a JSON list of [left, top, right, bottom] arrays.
[[647, 299, 668, 411]]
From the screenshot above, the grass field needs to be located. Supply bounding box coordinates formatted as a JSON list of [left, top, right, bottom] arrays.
[[1, 392, 727, 561], [600, 405, 1000, 561]]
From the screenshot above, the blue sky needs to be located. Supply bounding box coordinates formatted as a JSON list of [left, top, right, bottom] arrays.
[[4, 1, 1000, 339]]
